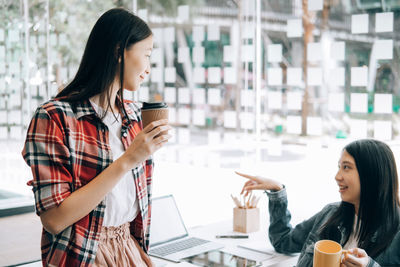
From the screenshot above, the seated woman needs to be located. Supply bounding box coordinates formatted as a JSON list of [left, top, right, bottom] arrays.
[[237, 139, 400, 267]]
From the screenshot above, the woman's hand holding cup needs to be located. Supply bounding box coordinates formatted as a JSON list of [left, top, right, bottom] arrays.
[[340, 248, 369, 267], [121, 119, 171, 171]]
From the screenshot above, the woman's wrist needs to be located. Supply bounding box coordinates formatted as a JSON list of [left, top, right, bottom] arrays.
[[116, 154, 138, 173]]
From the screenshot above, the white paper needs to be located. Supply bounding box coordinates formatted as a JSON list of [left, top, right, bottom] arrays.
[[208, 131, 221, 145], [169, 107, 177, 123], [178, 47, 190, 63], [0, 126, 7, 139], [164, 87, 176, 103], [287, 68, 302, 86], [38, 35, 46, 48], [308, 0, 323, 11], [241, 90, 255, 107], [8, 110, 21, 124], [331, 42, 345, 61], [287, 19, 303, 38], [267, 68, 282, 86], [152, 28, 162, 44], [223, 111, 237, 129], [192, 46, 205, 63], [192, 26, 204, 42], [374, 121, 392, 140], [328, 67, 345, 87], [286, 116, 302, 134], [150, 67, 162, 83], [0, 62, 6, 74], [223, 45, 236, 63], [307, 42, 322, 62], [350, 120, 367, 138], [164, 67, 176, 83], [350, 93, 368, 113], [178, 88, 190, 104], [307, 68, 322, 86], [240, 112, 254, 130], [139, 86, 149, 102], [224, 67, 237, 85], [241, 44, 254, 62], [50, 34, 57, 46], [8, 29, 19, 42], [0, 29, 4, 41], [374, 94, 392, 114], [351, 14, 369, 34], [150, 48, 162, 64], [138, 9, 148, 22], [178, 128, 190, 144], [351, 67, 368, 87], [267, 91, 282, 109], [242, 0, 256, 17], [242, 23, 255, 39], [328, 93, 345, 112], [375, 12, 393, 33], [193, 88, 206, 105], [10, 126, 22, 139], [307, 117, 322, 136], [208, 67, 221, 84], [0, 111, 6, 123], [0, 46, 5, 59], [178, 108, 191, 125], [207, 25, 220, 41], [287, 92, 302, 110], [9, 62, 19, 74], [164, 27, 175, 43], [192, 109, 205, 126], [193, 67, 205, 84], [374, 39, 393, 60], [267, 44, 282, 63], [208, 88, 221, 106], [177, 5, 189, 22]]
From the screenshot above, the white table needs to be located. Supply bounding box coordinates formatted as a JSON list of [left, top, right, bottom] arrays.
[[151, 220, 298, 267]]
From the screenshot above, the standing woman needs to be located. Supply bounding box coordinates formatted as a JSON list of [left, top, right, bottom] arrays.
[[22, 8, 170, 266], [237, 139, 400, 266]]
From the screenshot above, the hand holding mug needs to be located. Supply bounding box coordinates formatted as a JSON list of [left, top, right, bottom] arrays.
[[341, 248, 369, 267]]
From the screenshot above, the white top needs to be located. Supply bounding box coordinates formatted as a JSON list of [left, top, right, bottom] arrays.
[[344, 215, 359, 249], [90, 100, 139, 227]]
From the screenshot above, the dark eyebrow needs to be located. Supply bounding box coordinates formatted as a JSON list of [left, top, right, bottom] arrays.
[[340, 160, 355, 166]]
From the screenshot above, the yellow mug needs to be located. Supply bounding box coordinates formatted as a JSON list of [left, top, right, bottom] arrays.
[[313, 240, 348, 267]]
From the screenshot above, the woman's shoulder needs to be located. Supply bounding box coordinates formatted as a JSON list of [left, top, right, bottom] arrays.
[[317, 202, 341, 216], [37, 98, 75, 114]]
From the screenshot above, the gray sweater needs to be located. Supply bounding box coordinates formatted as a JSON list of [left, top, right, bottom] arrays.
[[266, 188, 400, 267]]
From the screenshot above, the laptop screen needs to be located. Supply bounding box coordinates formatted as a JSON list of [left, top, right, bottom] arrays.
[[149, 195, 188, 247]]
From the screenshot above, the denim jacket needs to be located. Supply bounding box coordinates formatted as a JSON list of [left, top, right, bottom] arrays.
[[266, 188, 400, 267]]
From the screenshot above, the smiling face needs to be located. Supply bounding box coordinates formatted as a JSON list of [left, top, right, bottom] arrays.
[[335, 150, 361, 210], [122, 35, 153, 91]]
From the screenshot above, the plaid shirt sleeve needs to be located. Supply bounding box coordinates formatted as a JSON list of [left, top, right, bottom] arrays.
[[22, 106, 72, 215]]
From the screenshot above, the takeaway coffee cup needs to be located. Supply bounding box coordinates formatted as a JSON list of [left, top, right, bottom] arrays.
[[141, 102, 169, 133], [313, 240, 348, 267]]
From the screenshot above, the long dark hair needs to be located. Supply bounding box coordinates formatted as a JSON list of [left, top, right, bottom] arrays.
[[56, 8, 152, 117], [320, 139, 400, 256]]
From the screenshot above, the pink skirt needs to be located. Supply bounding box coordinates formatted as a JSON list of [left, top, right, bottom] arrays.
[[93, 222, 151, 267]]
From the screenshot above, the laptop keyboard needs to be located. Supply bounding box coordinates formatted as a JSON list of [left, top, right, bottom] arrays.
[[150, 237, 210, 256]]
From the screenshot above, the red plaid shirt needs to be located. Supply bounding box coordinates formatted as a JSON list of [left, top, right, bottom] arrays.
[[22, 98, 153, 266]]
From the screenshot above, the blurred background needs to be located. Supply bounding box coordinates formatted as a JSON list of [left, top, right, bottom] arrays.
[[1, 0, 400, 265]]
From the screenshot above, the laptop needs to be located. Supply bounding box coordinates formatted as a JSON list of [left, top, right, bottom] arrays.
[[148, 195, 224, 262]]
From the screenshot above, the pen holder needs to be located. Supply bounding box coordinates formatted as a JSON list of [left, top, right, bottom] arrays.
[[233, 207, 260, 233]]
